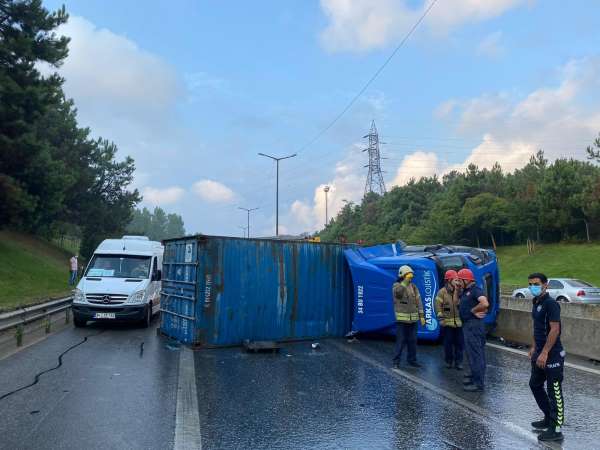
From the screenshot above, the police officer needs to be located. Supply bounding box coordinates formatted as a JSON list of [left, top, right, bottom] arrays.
[[435, 270, 463, 370], [527, 273, 565, 442], [392, 265, 425, 368], [457, 268, 489, 392]]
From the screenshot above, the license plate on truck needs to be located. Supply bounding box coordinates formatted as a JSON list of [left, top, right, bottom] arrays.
[[94, 312, 116, 319]]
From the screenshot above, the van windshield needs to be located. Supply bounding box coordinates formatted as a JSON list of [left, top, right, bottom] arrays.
[[438, 255, 465, 272], [86, 254, 151, 279]]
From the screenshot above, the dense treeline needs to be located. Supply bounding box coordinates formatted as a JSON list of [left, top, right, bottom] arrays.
[[0, 1, 140, 257], [320, 146, 600, 249], [127, 207, 185, 241]]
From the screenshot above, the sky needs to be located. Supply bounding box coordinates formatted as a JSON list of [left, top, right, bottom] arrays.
[[42, 0, 600, 237]]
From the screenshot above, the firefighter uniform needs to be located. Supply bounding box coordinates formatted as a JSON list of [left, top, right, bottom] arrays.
[[435, 286, 463, 368], [459, 284, 487, 390], [529, 293, 565, 434], [392, 281, 424, 366]]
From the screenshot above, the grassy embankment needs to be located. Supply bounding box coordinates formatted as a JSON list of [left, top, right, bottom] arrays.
[[0, 231, 74, 312], [496, 243, 600, 292]]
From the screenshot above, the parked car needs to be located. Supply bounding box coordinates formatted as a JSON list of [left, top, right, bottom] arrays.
[[511, 278, 600, 304]]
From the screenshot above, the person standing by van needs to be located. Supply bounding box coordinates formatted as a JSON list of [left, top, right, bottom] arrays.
[[69, 255, 78, 286], [458, 268, 489, 392], [435, 270, 463, 370], [392, 265, 425, 369]]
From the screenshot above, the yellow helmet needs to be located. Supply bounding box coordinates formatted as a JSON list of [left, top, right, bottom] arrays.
[[398, 265, 414, 277]]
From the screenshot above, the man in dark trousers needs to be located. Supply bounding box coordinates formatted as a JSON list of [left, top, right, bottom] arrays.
[[435, 270, 463, 369], [457, 268, 489, 392], [392, 265, 425, 368], [527, 273, 565, 442]]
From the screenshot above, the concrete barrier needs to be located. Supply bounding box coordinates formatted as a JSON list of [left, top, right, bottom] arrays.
[[493, 297, 600, 361]]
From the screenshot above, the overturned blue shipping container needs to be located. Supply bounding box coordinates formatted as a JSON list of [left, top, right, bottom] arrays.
[[159, 235, 353, 346]]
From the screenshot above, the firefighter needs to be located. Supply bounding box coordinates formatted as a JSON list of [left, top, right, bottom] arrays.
[[392, 265, 425, 368], [435, 270, 463, 370], [528, 273, 565, 442], [457, 268, 489, 392]]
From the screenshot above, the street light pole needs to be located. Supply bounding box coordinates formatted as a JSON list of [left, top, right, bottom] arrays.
[[323, 185, 330, 227], [238, 226, 248, 238], [238, 207, 259, 238], [258, 152, 297, 236]]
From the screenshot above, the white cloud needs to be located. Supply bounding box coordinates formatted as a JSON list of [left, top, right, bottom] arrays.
[[285, 143, 367, 234], [477, 31, 505, 58], [319, 0, 530, 52], [47, 16, 182, 123], [319, 0, 413, 52], [192, 180, 235, 203], [390, 151, 443, 186], [457, 93, 511, 133], [142, 186, 185, 205], [436, 57, 600, 171], [434, 99, 458, 119]]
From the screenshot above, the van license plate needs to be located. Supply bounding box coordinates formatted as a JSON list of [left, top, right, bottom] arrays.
[[94, 312, 116, 319]]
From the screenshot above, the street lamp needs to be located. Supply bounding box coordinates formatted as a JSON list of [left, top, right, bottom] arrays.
[[323, 185, 330, 227], [258, 152, 297, 236], [238, 207, 259, 238], [238, 226, 248, 238]]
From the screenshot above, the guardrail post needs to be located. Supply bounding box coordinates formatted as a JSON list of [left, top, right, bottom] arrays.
[[15, 324, 23, 347], [65, 308, 71, 324], [44, 315, 51, 334]]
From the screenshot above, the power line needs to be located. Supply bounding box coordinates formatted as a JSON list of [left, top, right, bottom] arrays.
[[294, 0, 439, 154]]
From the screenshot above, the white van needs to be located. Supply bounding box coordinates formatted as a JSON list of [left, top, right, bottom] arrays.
[[72, 236, 164, 327]]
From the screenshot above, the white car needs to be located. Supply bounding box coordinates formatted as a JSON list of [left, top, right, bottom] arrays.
[[511, 278, 600, 304], [72, 236, 164, 327]]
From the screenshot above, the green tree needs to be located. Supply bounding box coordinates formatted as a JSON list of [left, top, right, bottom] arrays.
[[0, 0, 70, 227], [126, 206, 185, 241], [461, 193, 510, 249], [78, 139, 140, 258]]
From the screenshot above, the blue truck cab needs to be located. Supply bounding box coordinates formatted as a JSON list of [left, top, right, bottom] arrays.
[[344, 242, 500, 340]]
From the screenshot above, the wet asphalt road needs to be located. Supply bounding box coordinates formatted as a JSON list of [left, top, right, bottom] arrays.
[[195, 338, 600, 450], [0, 321, 179, 450], [1, 323, 599, 450]]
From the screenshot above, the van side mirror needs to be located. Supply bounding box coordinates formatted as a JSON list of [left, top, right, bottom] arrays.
[[154, 270, 162, 281]]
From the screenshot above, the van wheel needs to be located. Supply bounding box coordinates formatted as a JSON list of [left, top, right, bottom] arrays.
[[74, 317, 86, 328], [141, 304, 152, 328]]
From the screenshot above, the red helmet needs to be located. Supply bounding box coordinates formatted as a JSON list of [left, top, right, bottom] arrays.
[[444, 270, 458, 281], [457, 268, 475, 282]]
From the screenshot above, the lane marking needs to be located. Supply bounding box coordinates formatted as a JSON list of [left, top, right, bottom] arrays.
[[330, 341, 557, 450], [486, 343, 600, 376], [174, 347, 202, 450]]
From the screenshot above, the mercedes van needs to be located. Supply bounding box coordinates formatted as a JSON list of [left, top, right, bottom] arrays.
[[72, 236, 164, 327]]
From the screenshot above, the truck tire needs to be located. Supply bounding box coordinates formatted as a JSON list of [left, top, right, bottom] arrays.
[[141, 304, 152, 328]]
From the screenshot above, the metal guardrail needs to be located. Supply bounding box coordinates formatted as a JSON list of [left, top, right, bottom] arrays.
[[0, 297, 73, 336]]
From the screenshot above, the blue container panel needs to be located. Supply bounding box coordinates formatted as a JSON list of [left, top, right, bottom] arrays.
[[162, 236, 353, 347], [160, 239, 199, 344]]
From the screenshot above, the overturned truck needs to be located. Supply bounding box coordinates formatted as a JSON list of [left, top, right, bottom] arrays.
[[344, 242, 500, 341]]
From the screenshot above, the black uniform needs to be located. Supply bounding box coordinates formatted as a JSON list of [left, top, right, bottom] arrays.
[[459, 285, 487, 389], [529, 293, 565, 431]]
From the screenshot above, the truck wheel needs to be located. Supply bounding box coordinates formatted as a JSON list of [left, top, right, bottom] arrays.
[[74, 317, 86, 328], [141, 304, 152, 328]]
